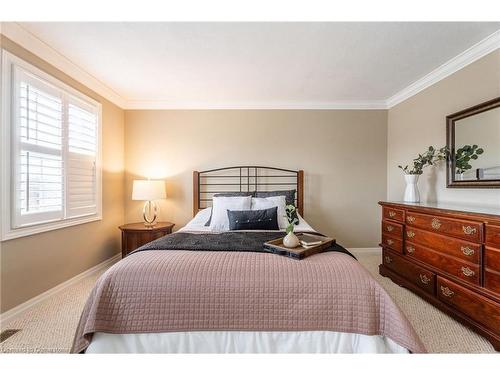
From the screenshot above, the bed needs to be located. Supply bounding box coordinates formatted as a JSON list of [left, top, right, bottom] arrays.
[[71, 166, 425, 353]]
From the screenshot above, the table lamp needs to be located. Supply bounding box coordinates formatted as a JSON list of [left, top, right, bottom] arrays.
[[132, 179, 166, 227]]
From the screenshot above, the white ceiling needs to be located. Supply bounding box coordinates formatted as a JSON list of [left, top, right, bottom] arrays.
[[13, 22, 500, 108]]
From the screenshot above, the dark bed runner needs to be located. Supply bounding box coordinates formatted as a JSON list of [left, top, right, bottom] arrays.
[[131, 231, 356, 259]]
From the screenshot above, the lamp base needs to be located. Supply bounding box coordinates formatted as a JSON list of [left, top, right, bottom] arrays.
[[143, 200, 159, 227]]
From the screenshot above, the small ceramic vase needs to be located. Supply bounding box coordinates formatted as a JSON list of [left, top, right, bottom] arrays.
[[403, 174, 420, 203], [283, 231, 300, 248]]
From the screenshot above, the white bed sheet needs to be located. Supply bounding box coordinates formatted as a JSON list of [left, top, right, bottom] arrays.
[[85, 210, 409, 354], [86, 331, 408, 354]]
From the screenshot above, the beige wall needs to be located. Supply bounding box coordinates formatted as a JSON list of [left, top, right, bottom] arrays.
[[124, 110, 388, 248], [387, 50, 500, 206], [0, 36, 125, 313]]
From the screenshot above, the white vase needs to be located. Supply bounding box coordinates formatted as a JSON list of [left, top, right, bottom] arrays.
[[403, 174, 420, 203], [283, 231, 300, 248]]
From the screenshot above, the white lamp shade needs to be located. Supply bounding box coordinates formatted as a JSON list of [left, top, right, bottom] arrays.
[[132, 180, 166, 201]]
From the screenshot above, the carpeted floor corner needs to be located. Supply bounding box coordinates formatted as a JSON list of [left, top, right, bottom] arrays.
[[0, 250, 496, 353]]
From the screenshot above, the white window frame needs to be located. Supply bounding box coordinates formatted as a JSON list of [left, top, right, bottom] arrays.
[[1, 50, 102, 241]]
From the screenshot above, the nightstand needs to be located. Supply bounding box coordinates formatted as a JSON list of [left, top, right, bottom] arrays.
[[119, 222, 174, 258]]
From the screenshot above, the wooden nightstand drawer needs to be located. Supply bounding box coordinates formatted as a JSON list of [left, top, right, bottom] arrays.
[[119, 222, 174, 257]]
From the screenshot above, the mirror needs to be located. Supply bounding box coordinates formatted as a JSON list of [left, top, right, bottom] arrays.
[[447, 97, 500, 188]]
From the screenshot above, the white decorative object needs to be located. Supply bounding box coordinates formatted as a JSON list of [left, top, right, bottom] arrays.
[[283, 231, 300, 248], [403, 174, 420, 203], [132, 180, 167, 226]]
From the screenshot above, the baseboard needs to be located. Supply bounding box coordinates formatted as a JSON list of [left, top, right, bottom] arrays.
[[348, 247, 382, 255], [0, 253, 120, 327]]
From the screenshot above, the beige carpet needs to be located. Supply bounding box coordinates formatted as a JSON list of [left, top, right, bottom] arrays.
[[0, 250, 496, 353]]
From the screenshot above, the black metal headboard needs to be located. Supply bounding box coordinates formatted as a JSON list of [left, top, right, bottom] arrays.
[[193, 166, 304, 217]]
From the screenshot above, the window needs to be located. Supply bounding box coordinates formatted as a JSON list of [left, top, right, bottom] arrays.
[[1, 51, 102, 240]]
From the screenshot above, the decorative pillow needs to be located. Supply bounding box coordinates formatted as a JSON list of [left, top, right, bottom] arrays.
[[204, 192, 254, 226], [227, 207, 279, 231], [251, 196, 288, 230], [254, 190, 298, 223], [254, 189, 295, 205], [209, 196, 252, 231], [187, 207, 212, 226]]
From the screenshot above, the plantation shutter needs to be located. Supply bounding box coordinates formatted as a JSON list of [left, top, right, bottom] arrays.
[[66, 99, 98, 218], [13, 67, 64, 227], [10, 63, 100, 230]]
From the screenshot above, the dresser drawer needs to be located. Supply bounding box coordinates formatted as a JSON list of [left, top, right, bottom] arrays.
[[486, 224, 500, 248], [485, 247, 500, 295], [484, 270, 500, 296], [381, 234, 403, 253], [382, 206, 404, 223], [405, 227, 480, 264], [383, 249, 435, 294], [485, 246, 500, 270], [406, 211, 482, 243], [405, 242, 480, 286], [437, 276, 500, 334], [382, 220, 403, 238]]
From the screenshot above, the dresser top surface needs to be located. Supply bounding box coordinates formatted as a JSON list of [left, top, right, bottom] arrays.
[[380, 201, 500, 218]]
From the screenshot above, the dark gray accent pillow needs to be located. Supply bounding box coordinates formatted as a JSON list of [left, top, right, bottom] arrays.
[[204, 192, 255, 226], [254, 189, 299, 223], [254, 189, 295, 206], [227, 207, 279, 231]]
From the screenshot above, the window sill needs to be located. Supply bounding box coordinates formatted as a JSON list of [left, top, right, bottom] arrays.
[[1, 214, 102, 241]]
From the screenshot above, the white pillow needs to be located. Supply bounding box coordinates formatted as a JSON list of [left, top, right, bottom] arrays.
[[251, 196, 288, 230], [210, 196, 252, 231], [186, 207, 212, 226]]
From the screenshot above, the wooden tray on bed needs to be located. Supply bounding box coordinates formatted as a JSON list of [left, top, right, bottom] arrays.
[[263, 235, 335, 260]]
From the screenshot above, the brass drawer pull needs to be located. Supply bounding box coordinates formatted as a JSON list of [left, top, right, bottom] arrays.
[[406, 230, 415, 238], [441, 286, 454, 297], [407, 215, 416, 223], [461, 246, 475, 256], [419, 274, 430, 285], [462, 226, 477, 235], [386, 239, 394, 246], [461, 266, 475, 277], [431, 218, 442, 229], [384, 256, 393, 264], [406, 245, 415, 254], [388, 210, 397, 218], [386, 225, 394, 232]]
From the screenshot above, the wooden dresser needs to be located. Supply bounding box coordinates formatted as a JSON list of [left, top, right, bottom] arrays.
[[379, 201, 500, 350]]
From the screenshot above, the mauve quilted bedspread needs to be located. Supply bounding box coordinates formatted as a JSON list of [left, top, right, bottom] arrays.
[[71, 249, 426, 353]]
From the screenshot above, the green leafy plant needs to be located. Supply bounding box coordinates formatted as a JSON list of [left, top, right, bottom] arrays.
[[455, 145, 484, 174], [285, 204, 298, 234], [398, 146, 448, 175]]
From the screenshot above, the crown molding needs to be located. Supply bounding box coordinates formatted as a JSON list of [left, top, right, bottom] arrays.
[[124, 100, 388, 110], [386, 30, 500, 108], [0, 22, 127, 108], [1, 23, 498, 111]]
